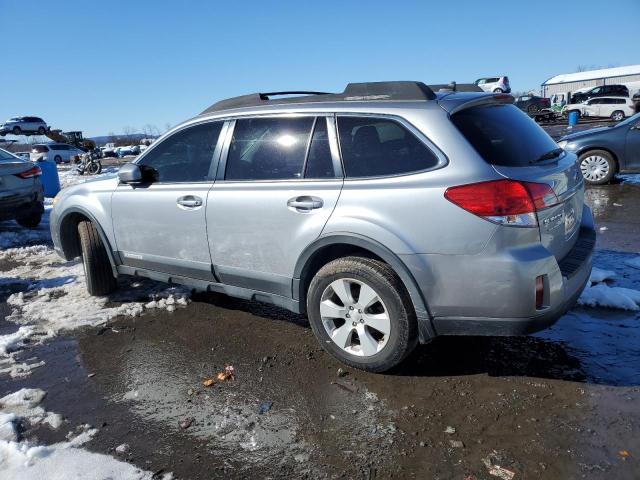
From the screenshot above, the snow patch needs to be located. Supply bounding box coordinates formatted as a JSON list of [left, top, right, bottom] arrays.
[[579, 266, 640, 311], [624, 256, 640, 270]]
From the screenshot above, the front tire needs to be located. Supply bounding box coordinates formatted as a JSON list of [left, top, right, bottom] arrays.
[[306, 256, 417, 372], [38, 126, 46, 135], [579, 150, 616, 185], [12, 126, 21, 135], [54, 155, 62, 163], [78, 220, 117, 296]]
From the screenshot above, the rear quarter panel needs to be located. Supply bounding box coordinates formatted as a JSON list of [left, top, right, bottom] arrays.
[[323, 105, 501, 255]]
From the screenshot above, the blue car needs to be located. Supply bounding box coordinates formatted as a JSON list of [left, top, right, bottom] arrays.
[[558, 112, 640, 184]]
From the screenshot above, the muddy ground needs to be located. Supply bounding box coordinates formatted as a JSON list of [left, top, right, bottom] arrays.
[[2, 129, 640, 479]]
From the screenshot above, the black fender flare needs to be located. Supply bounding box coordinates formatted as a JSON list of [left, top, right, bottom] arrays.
[[58, 206, 119, 275], [293, 233, 435, 342]]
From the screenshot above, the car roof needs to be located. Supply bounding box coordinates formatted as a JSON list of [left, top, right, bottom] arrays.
[[198, 81, 485, 116]]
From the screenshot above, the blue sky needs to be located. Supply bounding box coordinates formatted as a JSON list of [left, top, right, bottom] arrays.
[[1, 0, 637, 137]]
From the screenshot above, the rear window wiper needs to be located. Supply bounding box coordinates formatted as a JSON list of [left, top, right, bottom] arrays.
[[531, 148, 563, 164]]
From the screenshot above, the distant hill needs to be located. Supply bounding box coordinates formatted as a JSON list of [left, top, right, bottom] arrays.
[[89, 133, 151, 145]]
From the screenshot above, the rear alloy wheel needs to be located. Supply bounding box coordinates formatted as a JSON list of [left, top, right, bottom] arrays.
[[78, 220, 117, 296], [307, 256, 417, 372], [610, 110, 625, 122], [37, 126, 46, 134], [579, 150, 615, 185], [86, 161, 102, 175], [54, 155, 62, 163]]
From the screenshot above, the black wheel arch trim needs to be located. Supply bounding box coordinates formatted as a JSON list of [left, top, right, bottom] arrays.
[[293, 233, 435, 342], [58, 206, 119, 275]]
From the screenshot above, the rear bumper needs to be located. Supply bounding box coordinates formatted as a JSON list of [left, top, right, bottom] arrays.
[[409, 206, 595, 337], [0, 192, 44, 222]]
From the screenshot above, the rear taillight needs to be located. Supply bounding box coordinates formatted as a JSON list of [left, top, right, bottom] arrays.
[[14, 166, 42, 179], [444, 179, 559, 227]]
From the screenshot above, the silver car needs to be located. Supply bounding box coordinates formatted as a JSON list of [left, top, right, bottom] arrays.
[[0, 148, 44, 227], [50, 82, 594, 372]]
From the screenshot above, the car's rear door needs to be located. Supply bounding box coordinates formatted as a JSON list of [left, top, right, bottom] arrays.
[[111, 120, 225, 280], [206, 114, 343, 297]]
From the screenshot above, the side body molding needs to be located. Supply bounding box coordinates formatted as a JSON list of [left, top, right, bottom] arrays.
[[293, 233, 435, 342]]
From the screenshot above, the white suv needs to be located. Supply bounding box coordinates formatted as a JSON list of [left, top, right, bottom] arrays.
[[564, 97, 635, 121], [0, 116, 49, 136], [474, 76, 511, 93], [30, 143, 85, 163]]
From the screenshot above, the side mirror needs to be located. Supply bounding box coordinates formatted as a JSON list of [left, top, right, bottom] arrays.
[[118, 163, 143, 184]]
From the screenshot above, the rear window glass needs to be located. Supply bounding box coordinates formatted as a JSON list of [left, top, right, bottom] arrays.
[[451, 104, 559, 167], [0, 149, 17, 161], [32, 145, 49, 153]]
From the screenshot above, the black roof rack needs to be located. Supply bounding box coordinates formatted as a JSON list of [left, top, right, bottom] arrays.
[[201, 81, 437, 114]]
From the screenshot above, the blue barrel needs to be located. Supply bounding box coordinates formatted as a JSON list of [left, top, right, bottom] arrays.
[[568, 111, 579, 127], [36, 159, 61, 197]]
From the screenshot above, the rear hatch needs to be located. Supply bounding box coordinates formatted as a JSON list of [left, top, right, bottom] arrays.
[[450, 101, 583, 261]]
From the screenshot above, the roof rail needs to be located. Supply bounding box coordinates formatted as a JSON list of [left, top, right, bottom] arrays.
[[201, 81, 437, 114]]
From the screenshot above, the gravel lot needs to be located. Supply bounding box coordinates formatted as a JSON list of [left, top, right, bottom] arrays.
[[1, 131, 640, 479]]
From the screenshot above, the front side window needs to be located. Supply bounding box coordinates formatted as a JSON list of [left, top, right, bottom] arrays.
[[225, 117, 314, 181], [138, 122, 222, 182], [337, 116, 439, 178]]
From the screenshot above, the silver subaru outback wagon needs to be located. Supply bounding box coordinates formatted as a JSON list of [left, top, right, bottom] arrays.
[[50, 81, 594, 372]]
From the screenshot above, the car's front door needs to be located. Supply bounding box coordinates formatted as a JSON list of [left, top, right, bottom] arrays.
[[625, 118, 640, 169], [584, 99, 600, 117], [111, 120, 225, 280], [207, 115, 343, 297]]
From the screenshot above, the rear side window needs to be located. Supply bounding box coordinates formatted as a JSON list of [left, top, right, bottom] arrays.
[[451, 104, 559, 167], [138, 122, 223, 182], [337, 116, 439, 178], [225, 117, 314, 181]]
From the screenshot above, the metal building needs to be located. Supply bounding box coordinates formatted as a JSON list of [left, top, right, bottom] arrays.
[[541, 65, 640, 99]]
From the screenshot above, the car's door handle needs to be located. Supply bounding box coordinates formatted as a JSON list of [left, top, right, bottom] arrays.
[[177, 195, 203, 208], [287, 196, 323, 211]]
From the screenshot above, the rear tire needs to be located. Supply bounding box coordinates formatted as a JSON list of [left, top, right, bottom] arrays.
[[12, 126, 21, 135], [611, 110, 625, 121], [306, 256, 417, 372], [38, 126, 45, 134], [54, 155, 62, 163], [17, 212, 42, 229], [78, 220, 117, 296], [579, 150, 616, 185], [493, 88, 503, 93]]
